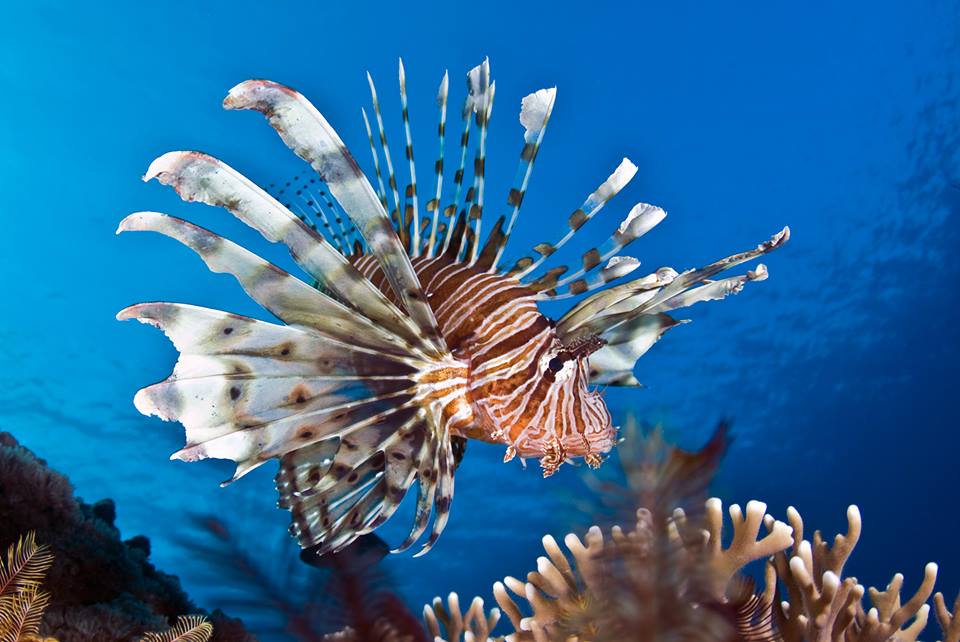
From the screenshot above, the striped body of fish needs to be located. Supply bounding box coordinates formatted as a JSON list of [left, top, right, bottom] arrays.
[[119, 59, 789, 557]]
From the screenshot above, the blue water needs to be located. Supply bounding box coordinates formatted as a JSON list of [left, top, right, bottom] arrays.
[[3, 1, 958, 636]]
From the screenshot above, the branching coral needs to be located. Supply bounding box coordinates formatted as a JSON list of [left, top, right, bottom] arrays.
[[476, 499, 791, 642], [420, 424, 956, 642], [766, 504, 936, 642], [424, 594, 500, 642], [427, 501, 956, 642], [934, 591, 960, 642]]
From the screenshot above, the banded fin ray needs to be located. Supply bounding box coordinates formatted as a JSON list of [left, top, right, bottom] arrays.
[[117, 212, 410, 354], [393, 423, 442, 553], [143, 151, 433, 355], [224, 79, 448, 357], [366, 74, 404, 240], [465, 61, 494, 265], [361, 107, 389, 209], [117, 303, 415, 371], [554, 267, 679, 336], [537, 255, 643, 299], [541, 202, 666, 298], [425, 71, 449, 258], [278, 409, 439, 556], [398, 59, 422, 256], [558, 228, 790, 385], [488, 86, 557, 271], [440, 65, 480, 254], [513, 158, 638, 279]]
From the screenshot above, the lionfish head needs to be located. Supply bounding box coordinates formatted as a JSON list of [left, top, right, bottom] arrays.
[[534, 333, 615, 475]]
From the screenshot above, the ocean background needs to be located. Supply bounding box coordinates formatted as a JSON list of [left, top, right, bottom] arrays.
[[2, 1, 958, 637]]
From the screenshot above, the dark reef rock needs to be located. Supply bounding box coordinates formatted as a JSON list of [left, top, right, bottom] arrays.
[[0, 431, 257, 642]]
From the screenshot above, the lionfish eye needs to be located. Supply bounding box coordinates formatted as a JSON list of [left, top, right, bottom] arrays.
[[547, 356, 565, 373]]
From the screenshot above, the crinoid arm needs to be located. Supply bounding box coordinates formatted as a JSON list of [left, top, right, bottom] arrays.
[[138, 615, 213, 642], [0, 532, 54, 642]]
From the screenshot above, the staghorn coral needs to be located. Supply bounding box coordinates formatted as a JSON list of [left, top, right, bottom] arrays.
[[422, 424, 955, 642], [424, 594, 501, 642], [479, 499, 791, 642], [934, 591, 960, 642], [427, 501, 955, 642], [0, 432, 254, 642], [766, 504, 936, 642]]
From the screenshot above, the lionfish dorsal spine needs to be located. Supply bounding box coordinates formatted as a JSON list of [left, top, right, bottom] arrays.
[[512, 157, 639, 280], [361, 105, 390, 211], [224, 79, 448, 357], [366, 71, 405, 246], [489, 86, 557, 272], [440, 67, 480, 255], [398, 59, 422, 256], [425, 70, 449, 259], [465, 61, 495, 266]]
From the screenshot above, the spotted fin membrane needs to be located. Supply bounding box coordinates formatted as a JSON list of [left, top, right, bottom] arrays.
[[120, 59, 788, 557]]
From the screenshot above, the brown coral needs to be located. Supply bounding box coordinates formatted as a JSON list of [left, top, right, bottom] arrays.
[[481, 499, 791, 642], [767, 504, 936, 642], [424, 593, 501, 642], [428, 501, 953, 642]]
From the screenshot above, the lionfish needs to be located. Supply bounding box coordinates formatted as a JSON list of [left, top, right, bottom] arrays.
[[118, 59, 788, 557]]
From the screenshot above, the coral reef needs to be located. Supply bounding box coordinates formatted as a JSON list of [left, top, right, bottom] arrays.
[[7, 420, 952, 642], [0, 432, 254, 642], [426, 500, 955, 642], [423, 424, 957, 641]]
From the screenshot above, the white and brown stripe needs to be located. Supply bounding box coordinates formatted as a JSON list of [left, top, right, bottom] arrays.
[[352, 252, 614, 476]]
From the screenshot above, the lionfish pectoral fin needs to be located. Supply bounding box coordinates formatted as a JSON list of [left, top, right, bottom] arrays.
[[141, 151, 432, 354], [586, 313, 682, 386], [224, 79, 448, 358], [278, 399, 460, 558], [122, 297, 465, 556]]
